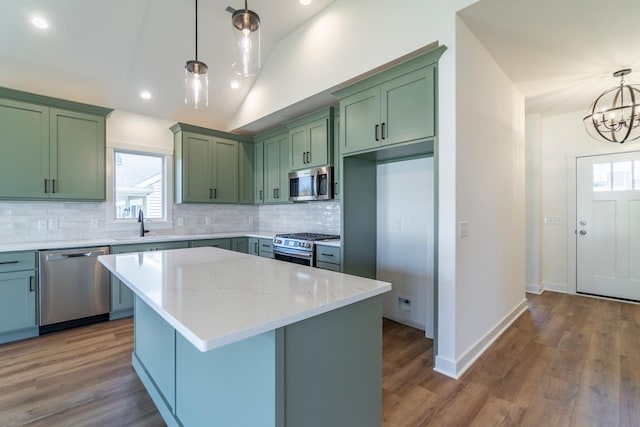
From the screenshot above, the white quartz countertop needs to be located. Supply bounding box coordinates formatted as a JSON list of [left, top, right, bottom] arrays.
[[99, 247, 389, 352], [0, 231, 309, 253]]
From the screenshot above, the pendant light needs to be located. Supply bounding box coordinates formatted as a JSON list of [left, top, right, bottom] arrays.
[[231, 0, 261, 77], [583, 69, 640, 143], [185, 0, 208, 109]]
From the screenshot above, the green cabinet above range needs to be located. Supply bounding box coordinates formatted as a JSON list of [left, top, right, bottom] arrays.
[[0, 88, 112, 201], [172, 123, 254, 204]]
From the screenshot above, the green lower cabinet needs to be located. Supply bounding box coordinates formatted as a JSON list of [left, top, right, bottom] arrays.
[[232, 237, 249, 253], [258, 238, 274, 258], [248, 237, 259, 255], [315, 244, 341, 272], [189, 239, 232, 250], [0, 270, 37, 344]]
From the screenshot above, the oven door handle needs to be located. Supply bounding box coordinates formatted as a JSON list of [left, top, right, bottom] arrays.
[[273, 247, 313, 260]]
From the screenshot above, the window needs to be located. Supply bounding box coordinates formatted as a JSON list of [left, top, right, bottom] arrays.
[[114, 151, 165, 220], [593, 160, 640, 192]]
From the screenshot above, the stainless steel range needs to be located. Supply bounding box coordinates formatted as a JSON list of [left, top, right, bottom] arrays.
[[273, 233, 340, 267]]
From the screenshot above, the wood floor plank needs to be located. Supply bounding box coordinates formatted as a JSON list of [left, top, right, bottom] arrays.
[[1, 293, 639, 426]]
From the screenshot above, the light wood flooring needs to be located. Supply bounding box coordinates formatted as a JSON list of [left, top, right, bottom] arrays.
[[1, 291, 639, 426]]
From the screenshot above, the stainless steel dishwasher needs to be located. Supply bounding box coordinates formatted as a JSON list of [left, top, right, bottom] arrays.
[[39, 246, 110, 333]]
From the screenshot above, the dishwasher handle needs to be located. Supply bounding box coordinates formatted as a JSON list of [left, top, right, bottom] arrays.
[[45, 250, 108, 261]]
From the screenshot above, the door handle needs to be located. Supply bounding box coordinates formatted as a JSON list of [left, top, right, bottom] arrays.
[[579, 230, 587, 236]]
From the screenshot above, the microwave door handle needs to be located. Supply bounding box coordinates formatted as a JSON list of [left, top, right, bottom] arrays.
[[313, 173, 319, 198]]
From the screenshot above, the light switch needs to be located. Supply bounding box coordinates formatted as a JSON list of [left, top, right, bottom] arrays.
[[543, 216, 562, 225], [458, 221, 468, 238]]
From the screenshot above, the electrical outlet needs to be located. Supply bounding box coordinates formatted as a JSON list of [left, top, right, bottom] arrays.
[[205, 216, 211, 225], [38, 219, 47, 231], [397, 296, 411, 313], [458, 221, 469, 238], [177, 217, 184, 226], [48, 218, 58, 230]]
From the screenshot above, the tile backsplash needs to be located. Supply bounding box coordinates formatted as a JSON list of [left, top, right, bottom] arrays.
[[0, 200, 341, 244]]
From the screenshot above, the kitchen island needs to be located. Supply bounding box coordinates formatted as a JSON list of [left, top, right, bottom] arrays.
[[98, 247, 390, 427]]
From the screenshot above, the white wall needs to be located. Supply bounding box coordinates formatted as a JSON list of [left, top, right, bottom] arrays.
[[526, 114, 543, 293], [443, 17, 527, 377], [376, 158, 434, 336], [530, 109, 640, 294]]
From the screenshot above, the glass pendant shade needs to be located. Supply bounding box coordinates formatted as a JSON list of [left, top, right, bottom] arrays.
[[185, 60, 208, 109], [583, 69, 640, 144], [231, 5, 260, 77]]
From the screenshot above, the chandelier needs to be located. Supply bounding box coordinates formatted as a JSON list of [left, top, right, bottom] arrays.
[[583, 69, 640, 143]]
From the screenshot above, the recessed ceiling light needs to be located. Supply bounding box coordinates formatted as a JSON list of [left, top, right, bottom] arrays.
[[140, 91, 152, 100], [299, 0, 312, 5], [31, 16, 49, 30], [230, 80, 240, 90]]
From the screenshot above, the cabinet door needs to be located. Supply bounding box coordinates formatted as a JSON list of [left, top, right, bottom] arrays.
[[110, 243, 155, 316], [278, 134, 291, 202], [290, 125, 308, 170], [333, 114, 341, 200], [232, 237, 249, 253], [264, 136, 281, 204], [50, 108, 106, 200], [189, 239, 232, 250], [380, 66, 435, 146], [0, 99, 49, 199], [307, 119, 328, 168], [340, 86, 380, 155], [181, 132, 214, 203], [0, 270, 36, 333], [254, 142, 264, 204], [212, 138, 238, 203], [238, 141, 254, 204], [248, 237, 259, 255]]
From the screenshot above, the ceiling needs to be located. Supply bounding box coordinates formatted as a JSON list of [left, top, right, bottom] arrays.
[[459, 0, 640, 116], [0, 0, 335, 132], [2, 0, 640, 135]]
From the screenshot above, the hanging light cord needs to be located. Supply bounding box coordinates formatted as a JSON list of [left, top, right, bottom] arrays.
[[195, 0, 199, 61]]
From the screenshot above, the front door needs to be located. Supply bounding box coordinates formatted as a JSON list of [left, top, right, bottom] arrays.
[[576, 152, 640, 301]]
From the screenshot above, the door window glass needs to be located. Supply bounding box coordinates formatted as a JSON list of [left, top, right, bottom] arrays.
[[612, 161, 633, 191], [592, 163, 611, 192]]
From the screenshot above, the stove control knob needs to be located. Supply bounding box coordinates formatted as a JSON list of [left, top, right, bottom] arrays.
[[306, 243, 311, 248]]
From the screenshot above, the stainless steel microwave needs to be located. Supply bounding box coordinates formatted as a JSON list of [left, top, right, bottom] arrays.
[[289, 166, 333, 202]]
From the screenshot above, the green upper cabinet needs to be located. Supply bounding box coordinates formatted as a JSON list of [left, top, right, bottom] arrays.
[[255, 127, 290, 204], [333, 110, 341, 200], [173, 123, 252, 204], [50, 108, 106, 200], [253, 141, 264, 204], [0, 99, 49, 199], [0, 89, 111, 201], [286, 107, 334, 170], [334, 46, 445, 156], [238, 141, 254, 204]]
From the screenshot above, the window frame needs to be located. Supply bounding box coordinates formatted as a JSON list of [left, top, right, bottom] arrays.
[[105, 141, 173, 232]]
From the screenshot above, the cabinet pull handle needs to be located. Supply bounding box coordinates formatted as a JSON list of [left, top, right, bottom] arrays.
[[375, 124, 380, 141], [0, 260, 19, 265], [303, 152, 307, 164], [209, 189, 213, 199], [213, 188, 217, 199], [307, 151, 311, 163], [273, 188, 277, 199], [334, 182, 338, 195], [276, 188, 279, 199], [381, 122, 386, 140], [44, 179, 48, 194], [52, 179, 56, 193], [254, 242, 258, 252], [29, 276, 35, 292], [321, 253, 334, 257], [259, 190, 263, 200]]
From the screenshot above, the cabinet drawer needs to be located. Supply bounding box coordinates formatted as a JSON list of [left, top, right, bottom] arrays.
[[316, 261, 340, 272], [315, 245, 340, 264], [258, 238, 273, 258], [0, 252, 36, 273], [189, 239, 232, 250]]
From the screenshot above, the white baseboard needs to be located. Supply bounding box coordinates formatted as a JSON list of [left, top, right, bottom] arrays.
[[543, 281, 567, 293], [434, 299, 528, 379], [526, 282, 543, 294]]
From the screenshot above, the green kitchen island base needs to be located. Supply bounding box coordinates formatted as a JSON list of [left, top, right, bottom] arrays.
[[132, 294, 383, 427]]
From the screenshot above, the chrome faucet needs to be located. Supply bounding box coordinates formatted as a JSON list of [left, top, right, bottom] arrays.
[[137, 209, 149, 237]]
